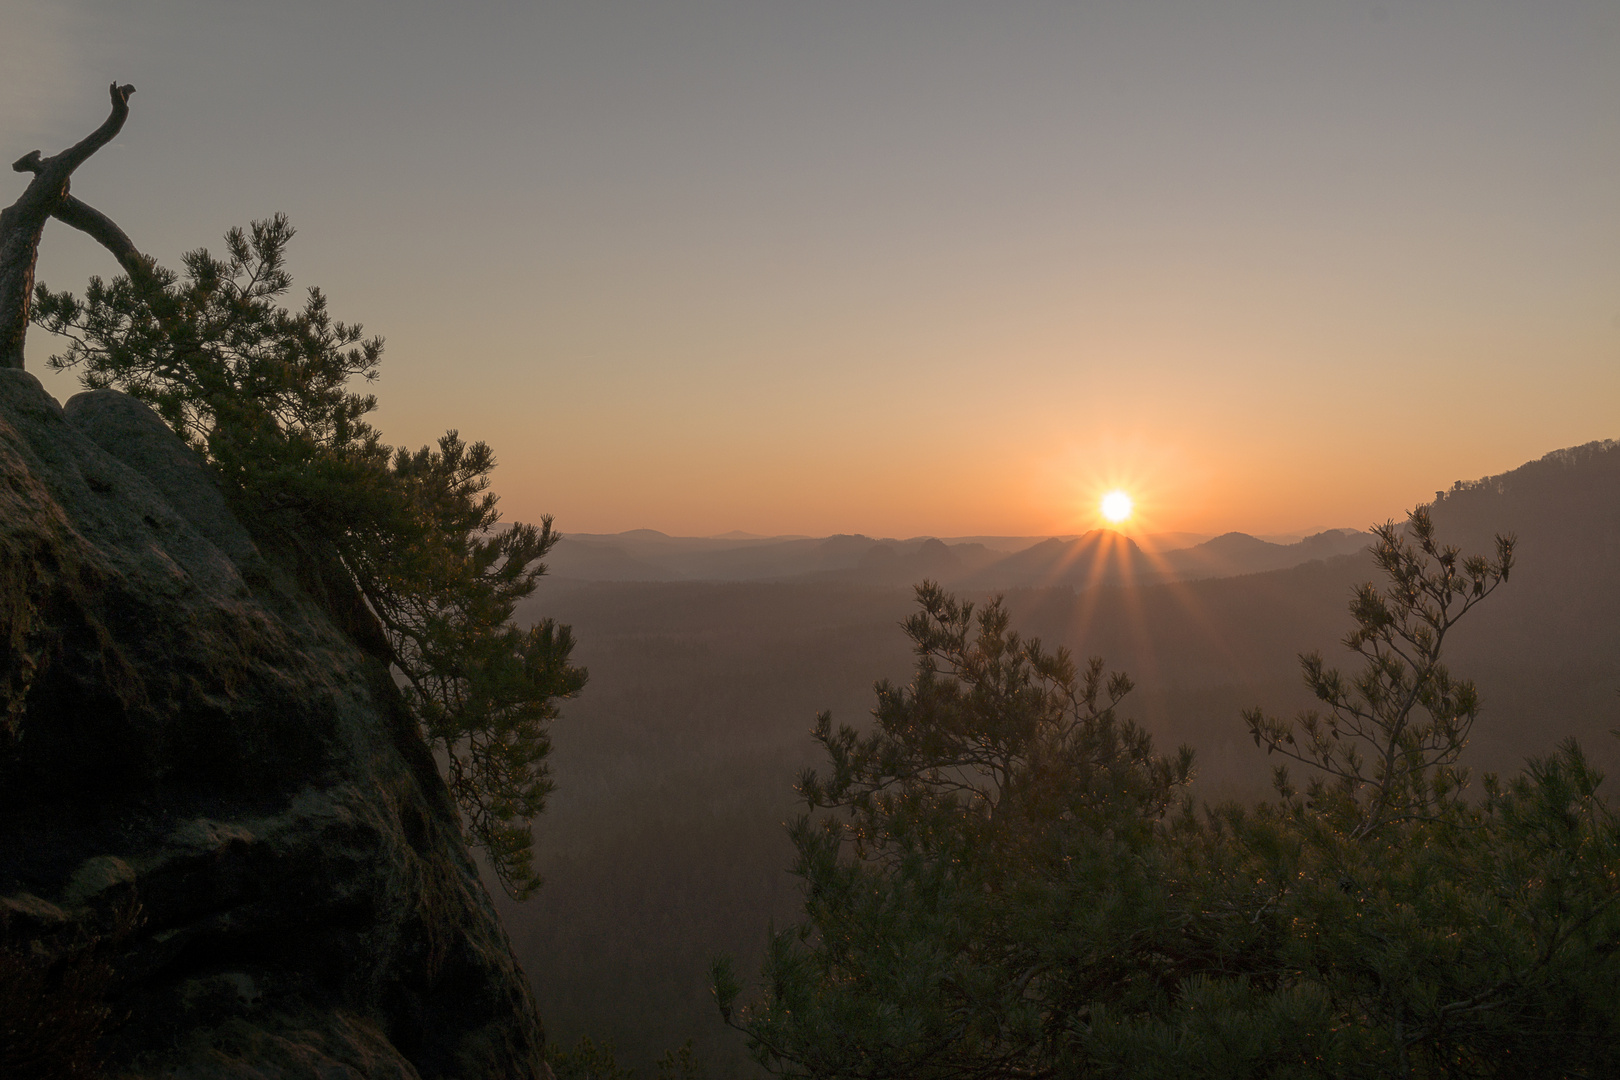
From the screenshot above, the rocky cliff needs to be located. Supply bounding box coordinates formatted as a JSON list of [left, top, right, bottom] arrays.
[[0, 368, 549, 1078]]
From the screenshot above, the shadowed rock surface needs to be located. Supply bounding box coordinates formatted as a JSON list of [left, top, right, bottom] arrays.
[[0, 370, 548, 1078]]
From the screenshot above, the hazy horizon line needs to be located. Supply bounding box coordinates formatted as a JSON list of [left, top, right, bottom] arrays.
[[557, 525, 1371, 546]]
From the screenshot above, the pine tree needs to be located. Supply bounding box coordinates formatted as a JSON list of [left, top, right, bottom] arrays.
[[31, 215, 584, 900], [714, 583, 1195, 1078]]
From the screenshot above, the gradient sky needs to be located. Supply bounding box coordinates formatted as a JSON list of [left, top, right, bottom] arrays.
[[5, 1, 1617, 538]]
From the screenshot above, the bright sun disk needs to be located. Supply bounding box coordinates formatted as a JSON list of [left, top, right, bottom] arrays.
[[1100, 490, 1133, 523]]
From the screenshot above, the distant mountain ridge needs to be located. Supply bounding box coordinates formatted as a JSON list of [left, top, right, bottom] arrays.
[[1160, 528, 1372, 580], [541, 525, 1373, 589]]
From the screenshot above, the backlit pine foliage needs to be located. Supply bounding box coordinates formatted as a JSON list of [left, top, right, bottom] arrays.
[[719, 521, 1620, 1077], [32, 216, 584, 899]]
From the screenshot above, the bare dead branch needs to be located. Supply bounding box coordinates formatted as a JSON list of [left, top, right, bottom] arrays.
[[1, 83, 136, 368], [50, 194, 152, 281]]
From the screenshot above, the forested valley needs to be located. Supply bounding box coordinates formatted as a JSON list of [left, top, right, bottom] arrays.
[[509, 443, 1620, 1077]]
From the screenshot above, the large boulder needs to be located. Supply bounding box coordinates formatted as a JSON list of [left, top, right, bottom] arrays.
[[0, 369, 549, 1079]]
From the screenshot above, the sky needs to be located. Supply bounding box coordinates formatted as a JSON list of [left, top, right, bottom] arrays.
[[3, 1, 1617, 539]]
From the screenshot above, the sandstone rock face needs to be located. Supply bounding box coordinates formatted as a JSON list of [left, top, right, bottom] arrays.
[[0, 370, 549, 1078]]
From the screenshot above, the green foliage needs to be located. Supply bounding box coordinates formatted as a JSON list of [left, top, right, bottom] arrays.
[[1245, 507, 1514, 837], [548, 1035, 703, 1080], [32, 216, 584, 899], [721, 583, 1195, 1078], [34, 216, 384, 499], [340, 432, 586, 898], [549, 1035, 636, 1080], [722, 520, 1620, 1077]]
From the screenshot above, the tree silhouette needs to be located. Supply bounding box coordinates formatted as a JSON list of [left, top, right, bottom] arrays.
[[1, 83, 144, 370]]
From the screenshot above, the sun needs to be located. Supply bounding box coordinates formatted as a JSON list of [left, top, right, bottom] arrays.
[[1100, 490, 1134, 524]]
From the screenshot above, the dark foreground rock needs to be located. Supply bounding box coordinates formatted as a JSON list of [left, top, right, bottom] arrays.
[[0, 369, 548, 1078]]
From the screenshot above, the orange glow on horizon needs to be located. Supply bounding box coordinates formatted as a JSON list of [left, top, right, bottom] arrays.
[[1043, 439, 1190, 540]]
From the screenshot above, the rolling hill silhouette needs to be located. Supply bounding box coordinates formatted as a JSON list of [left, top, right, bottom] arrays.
[[506, 440, 1620, 1072], [1159, 528, 1372, 579], [957, 529, 1156, 588], [541, 527, 1372, 587]]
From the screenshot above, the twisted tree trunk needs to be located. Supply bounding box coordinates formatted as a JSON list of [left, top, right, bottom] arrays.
[[0, 82, 140, 369]]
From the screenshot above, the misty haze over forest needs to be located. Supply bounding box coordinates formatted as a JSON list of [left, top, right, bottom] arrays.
[[505, 441, 1620, 1073]]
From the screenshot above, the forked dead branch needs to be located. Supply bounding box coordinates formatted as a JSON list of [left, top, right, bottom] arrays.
[[1, 82, 146, 370]]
